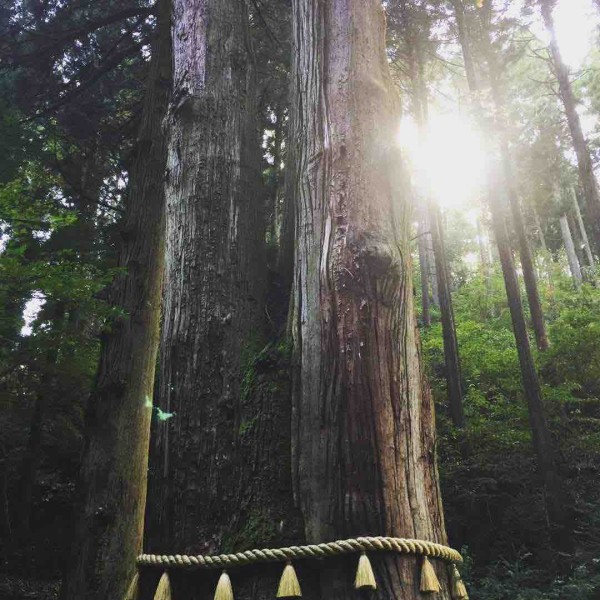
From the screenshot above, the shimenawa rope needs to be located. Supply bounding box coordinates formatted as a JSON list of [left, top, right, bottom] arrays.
[[133, 536, 469, 600]]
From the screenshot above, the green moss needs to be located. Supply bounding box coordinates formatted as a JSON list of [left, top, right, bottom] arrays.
[[239, 333, 293, 401], [238, 416, 258, 437], [239, 329, 265, 401], [221, 509, 279, 552]]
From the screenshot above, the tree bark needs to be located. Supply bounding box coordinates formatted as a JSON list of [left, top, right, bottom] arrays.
[[59, 2, 171, 597], [571, 187, 595, 268], [559, 213, 583, 288], [541, 0, 600, 253], [417, 212, 432, 327], [507, 186, 549, 350], [427, 231, 440, 306], [430, 204, 465, 428], [483, 43, 549, 351], [145, 5, 302, 600], [489, 185, 564, 533], [290, 1, 451, 598]]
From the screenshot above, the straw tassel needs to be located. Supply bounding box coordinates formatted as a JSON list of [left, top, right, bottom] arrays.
[[123, 571, 139, 600], [153, 572, 172, 600], [214, 570, 234, 600], [277, 561, 302, 597], [420, 556, 441, 594], [354, 552, 377, 589], [450, 565, 469, 600]]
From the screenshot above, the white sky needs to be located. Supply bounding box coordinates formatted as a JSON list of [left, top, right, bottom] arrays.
[[20, 292, 45, 337], [553, 0, 597, 68], [507, 0, 598, 69]]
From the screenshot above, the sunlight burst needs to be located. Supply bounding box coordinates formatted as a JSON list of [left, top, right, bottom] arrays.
[[398, 112, 487, 211]]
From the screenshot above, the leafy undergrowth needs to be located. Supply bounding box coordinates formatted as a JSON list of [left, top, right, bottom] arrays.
[[421, 271, 600, 598], [0, 575, 59, 600]]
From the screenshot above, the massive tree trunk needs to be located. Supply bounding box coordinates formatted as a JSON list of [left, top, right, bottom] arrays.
[[541, 0, 600, 253], [59, 3, 171, 598], [559, 213, 583, 288], [145, 3, 300, 598], [290, 2, 451, 598]]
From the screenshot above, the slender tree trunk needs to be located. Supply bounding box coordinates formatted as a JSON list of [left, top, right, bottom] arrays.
[[560, 214, 583, 288], [571, 188, 595, 268], [541, 0, 600, 252], [427, 218, 440, 306], [16, 382, 47, 534], [430, 204, 465, 427], [476, 215, 488, 271], [0, 446, 10, 548], [451, 0, 565, 542], [489, 186, 564, 529], [397, 0, 465, 425], [534, 209, 549, 257], [417, 212, 432, 327], [59, 3, 171, 598], [507, 186, 549, 350], [484, 46, 549, 351], [290, 2, 451, 598], [450, 0, 479, 96]]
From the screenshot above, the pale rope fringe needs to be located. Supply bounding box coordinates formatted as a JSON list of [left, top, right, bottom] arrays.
[[137, 536, 462, 569]]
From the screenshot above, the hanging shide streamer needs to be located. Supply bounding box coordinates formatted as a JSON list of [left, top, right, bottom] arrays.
[[123, 571, 139, 600], [354, 552, 376, 589], [153, 571, 172, 600], [276, 561, 302, 597], [420, 556, 441, 593], [135, 536, 464, 598], [449, 564, 469, 600], [214, 570, 234, 600]]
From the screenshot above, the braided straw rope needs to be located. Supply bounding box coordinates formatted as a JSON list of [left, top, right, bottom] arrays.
[[137, 536, 462, 570]]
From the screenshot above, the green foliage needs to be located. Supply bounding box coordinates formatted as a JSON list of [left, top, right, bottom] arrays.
[[541, 279, 600, 395], [464, 554, 600, 600], [419, 263, 600, 594]]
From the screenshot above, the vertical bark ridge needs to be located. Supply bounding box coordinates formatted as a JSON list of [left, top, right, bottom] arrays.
[[290, 2, 450, 598]]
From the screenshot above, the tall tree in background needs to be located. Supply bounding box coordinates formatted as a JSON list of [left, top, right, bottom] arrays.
[[571, 188, 595, 269], [539, 0, 600, 253], [451, 0, 564, 541], [451, 0, 549, 354], [417, 213, 433, 327], [559, 213, 583, 288], [290, 1, 451, 597], [389, 0, 465, 428], [60, 1, 171, 597]]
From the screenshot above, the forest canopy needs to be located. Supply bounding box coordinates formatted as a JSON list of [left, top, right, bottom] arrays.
[[1, 1, 600, 599]]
